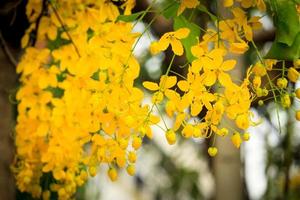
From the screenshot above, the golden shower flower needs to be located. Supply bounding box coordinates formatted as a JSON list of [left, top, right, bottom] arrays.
[[150, 28, 190, 56]]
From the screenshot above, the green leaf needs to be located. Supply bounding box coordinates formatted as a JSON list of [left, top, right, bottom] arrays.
[[116, 11, 145, 22], [265, 33, 300, 60], [161, 1, 180, 19], [174, 16, 201, 62], [272, 0, 300, 46], [197, 5, 217, 21], [265, 0, 300, 60]]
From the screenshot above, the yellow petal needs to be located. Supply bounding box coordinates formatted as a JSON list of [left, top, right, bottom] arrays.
[[150, 42, 161, 55], [204, 72, 217, 86], [160, 75, 177, 89], [191, 103, 202, 116], [223, 0, 233, 7], [229, 42, 249, 54], [177, 80, 189, 92], [221, 60, 236, 71], [174, 28, 190, 39], [191, 45, 204, 57], [158, 34, 171, 51], [218, 72, 232, 86], [170, 39, 184, 56], [143, 81, 159, 91]]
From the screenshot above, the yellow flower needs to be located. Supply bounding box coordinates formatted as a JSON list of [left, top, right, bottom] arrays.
[[177, 0, 200, 16], [150, 28, 190, 56], [143, 75, 177, 104], [202, 48, 236, 86]]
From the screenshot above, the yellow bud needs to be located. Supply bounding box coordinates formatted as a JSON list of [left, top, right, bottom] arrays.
[[235, 114, 249, 130], [287, 67, 299, 82], [80, 170, 88, 181], [89, 166, 97, 177], [281, 94, 291, 108], [166, 129, 176, 145], [182, 124, 194, 138], [262, 88, 268, 96], [58, 188, 66, 197], [42, 190, 50, 200], [208, 147, 218, 157], [252, 62, 266, 77], [258, 100, 264, 106], [231, 133, 242, 148], [295, 111, 300, 121], [217, 128, 228, 136], [108, 168, 118, 181], [276, 78, 288, 89], [295, 88, 300, 99], [119, 138, 128, 149], [126, 165, 135, 176], [132, 136, 142, 150], [256, 88, 264, 97], [128, 151, 137, 163], [253, 76, 261, 88], [294, 59, 300, 68], [243, 132, 250, 141], [193, 127, 201, 138]]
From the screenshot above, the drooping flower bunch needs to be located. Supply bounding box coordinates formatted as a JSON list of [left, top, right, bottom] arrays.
[[13, 0, 158, 199], [13, 0, 300, 199], [144, 0, 300, 156]]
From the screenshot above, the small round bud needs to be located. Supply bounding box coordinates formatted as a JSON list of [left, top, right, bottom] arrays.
[[208, 147, 218, 157], [108, 168, 118, 181], [258, 100, 264, 106], [243, 132, 250, 141], [126, 165, 135, 176]]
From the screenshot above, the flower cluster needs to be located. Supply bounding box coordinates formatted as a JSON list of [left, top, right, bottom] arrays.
[[13, 0, 300, 199], [145, 0, 300, 157], [13, 0, 159, 199]]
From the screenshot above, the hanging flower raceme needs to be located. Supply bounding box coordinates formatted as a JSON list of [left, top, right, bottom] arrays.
[[13, 0, 300, 199], [13, 0, 161, 199]]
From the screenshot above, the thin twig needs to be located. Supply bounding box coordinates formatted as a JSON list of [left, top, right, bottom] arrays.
[[49, 1, 81, 57], [0, 31, 17, 67]]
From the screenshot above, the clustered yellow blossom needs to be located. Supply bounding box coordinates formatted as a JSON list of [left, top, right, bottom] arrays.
[[13, 0, 159, 199], [13, 0, 300, 199], [146, 0, 300, 157]]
